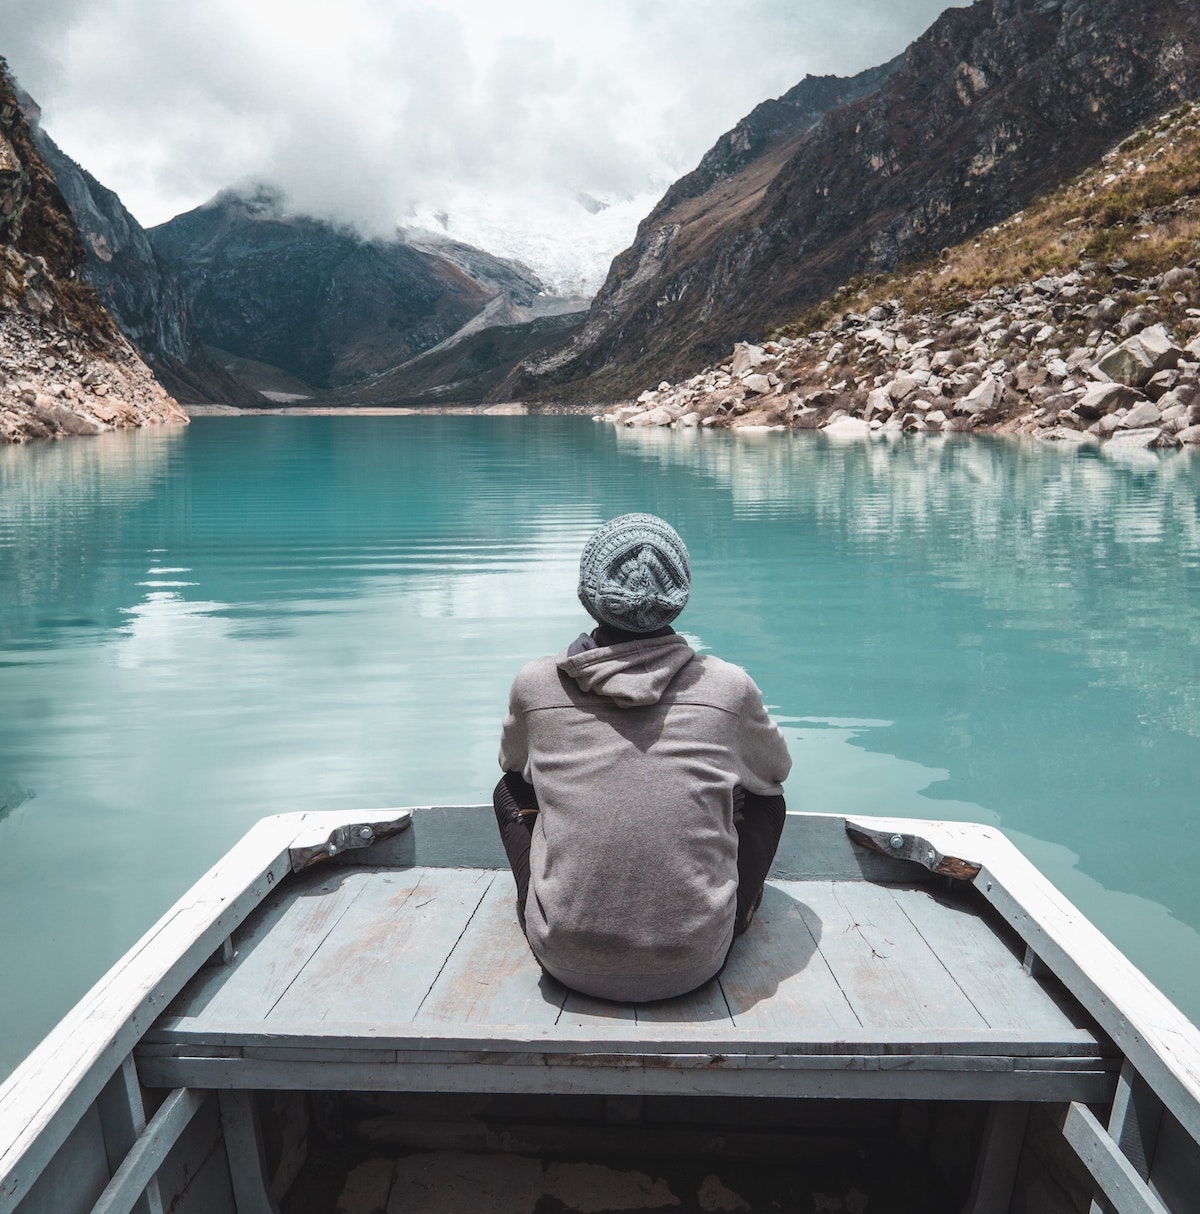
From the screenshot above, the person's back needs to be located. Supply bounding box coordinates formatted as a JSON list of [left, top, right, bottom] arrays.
[[495, 514, 792, 1002]]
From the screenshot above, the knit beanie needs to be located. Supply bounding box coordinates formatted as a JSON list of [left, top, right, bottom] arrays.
[[577, 513, 691, 633]]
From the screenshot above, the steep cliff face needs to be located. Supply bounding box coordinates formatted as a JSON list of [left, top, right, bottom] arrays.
[[509, 0, 1200, 402], [654, 57, 901, 217], [27, 106, 260, 406], [0, 58, 186, 443], [150, 189, 546, 391]]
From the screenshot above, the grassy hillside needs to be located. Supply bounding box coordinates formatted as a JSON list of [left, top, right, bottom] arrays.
[[789, 100, 1200, 337]]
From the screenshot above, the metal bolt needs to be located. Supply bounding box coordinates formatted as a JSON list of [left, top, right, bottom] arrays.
[[889, 834, 905, 850], [327, 842, 338, 855], [358, 826, 374, 840]]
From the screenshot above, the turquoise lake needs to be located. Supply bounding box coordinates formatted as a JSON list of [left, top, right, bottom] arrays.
[[2, 416, 1199, 1079]]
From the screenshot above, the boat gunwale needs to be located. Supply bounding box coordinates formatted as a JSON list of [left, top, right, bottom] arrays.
[[848, 813, 1200, 1148], [0, 808, 411, 1214]]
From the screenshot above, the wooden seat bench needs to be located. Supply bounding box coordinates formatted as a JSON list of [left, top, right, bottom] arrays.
[[136, 815, 1115, 1105]]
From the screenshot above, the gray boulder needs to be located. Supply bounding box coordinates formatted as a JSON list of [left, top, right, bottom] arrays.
[[1119, 400, 1163, 429], [1097, 325, 1183, 387], [1075, 382, 1145, 418], [955, 376, 1004, 416], [1106, 427, 1170, 450], [626, 406, 674, 427], [731, 343, 770, 377], [1041, 426, 1096, 444]]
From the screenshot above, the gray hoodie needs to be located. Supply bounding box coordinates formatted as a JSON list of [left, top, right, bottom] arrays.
[[498, 632, 792, 1001]]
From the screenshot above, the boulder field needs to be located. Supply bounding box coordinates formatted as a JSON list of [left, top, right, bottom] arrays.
[[601, 265, 1200, 450]]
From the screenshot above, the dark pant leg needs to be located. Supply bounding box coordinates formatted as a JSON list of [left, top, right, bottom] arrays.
[[493, 772, 539, 931], [734, 789, 787, 934]]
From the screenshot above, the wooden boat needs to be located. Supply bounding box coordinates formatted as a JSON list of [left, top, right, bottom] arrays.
[[1, 806, 1198, 1214]]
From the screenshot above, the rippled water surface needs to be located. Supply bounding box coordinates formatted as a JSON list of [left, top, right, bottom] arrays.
[[2, 416, 1199, 1077]]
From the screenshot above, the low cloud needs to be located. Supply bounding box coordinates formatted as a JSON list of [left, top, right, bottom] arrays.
[[4, 0, 952, 284]]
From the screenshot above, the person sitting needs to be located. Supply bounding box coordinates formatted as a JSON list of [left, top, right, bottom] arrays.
[[494, 513, 792, 1002]]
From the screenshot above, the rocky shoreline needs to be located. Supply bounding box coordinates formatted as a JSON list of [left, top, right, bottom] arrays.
[[1, 64, 187, 445], [600, 263, 1200, 451], [181, 401, 594, 417], [0, 301, 188, 443]]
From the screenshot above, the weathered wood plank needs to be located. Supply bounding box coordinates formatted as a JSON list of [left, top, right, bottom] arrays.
[[557, 992, 638, 1028], [144, 1019, 1104, 1056], [89, 1089, 206, 1214], [889, 883, 1086, 1035], [266, 867, 494, 1023], [1063, 1101, 1171, 1214], [96, 1056, 163, 1214], [6, 1103, 110, 1214], [720, 881, 860, 1033], [1145, 1107, 1200, 1214], [635, 977, 732, 1027], [1106, 1060, 1165, 1184], [151, 1094, 234, 1214], [135, 1053, 1116, 1104], [412, 881, 567, 1027], [218, 1092, 280, 1214], [332, 805, 510, 870], [962, 1103, 1030, 1214], [847, 813, 1200, 1146], [287, 809, 412, 873], [845, 820, 980, 880], [167, 868, 371, 1025], [792, 880, 989, 1031]]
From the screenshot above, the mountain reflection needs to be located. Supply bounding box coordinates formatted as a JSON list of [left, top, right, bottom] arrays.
[[616, 428, 1200, 741]]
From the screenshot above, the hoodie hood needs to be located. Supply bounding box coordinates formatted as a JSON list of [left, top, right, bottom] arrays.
[[557, 633, 695, 708]]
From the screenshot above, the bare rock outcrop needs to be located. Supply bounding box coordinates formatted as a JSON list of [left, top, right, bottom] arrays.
[[0, 57, 186, 443]]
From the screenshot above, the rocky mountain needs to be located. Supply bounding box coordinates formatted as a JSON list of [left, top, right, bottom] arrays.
[[25, 104, 260, 407], [0, 58, 186, 443], [507, 0, 1200, 403], [150, 189, 550, 392], [600, 97, 1200, 451]]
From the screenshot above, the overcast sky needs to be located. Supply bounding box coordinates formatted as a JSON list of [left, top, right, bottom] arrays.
[[2, 0, 956, 291]]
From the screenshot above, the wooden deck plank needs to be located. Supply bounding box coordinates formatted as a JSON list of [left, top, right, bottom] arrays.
[[889, 884, 1087, 1035], [143, 1021, 1106, 1056], [846, 813, 1200, 1143], [557, 992, 637, 1028], [796, 881, 990, 1032], [136, 1050, 1116, 1104], [168, 868, 372, 1025], [720, 881, 861, 1033], [413, 881, 567, 1027], [267, 867, 495, 1024], [635, 976, 732, 1027]]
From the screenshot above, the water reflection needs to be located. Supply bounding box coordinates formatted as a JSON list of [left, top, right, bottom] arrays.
[[0, 427, 184, 649], [616, 428, 1200, 740]]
